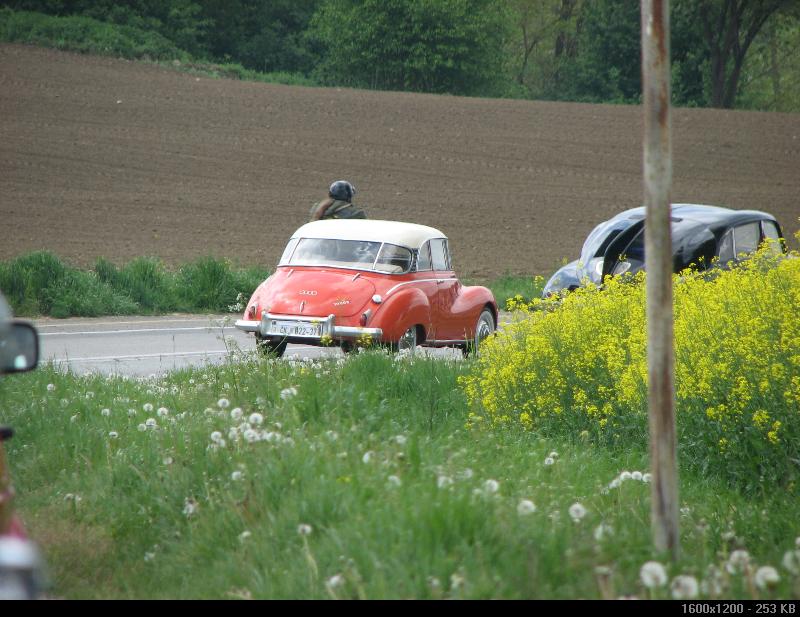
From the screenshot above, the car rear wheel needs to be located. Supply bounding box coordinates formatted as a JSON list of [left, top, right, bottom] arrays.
[[396, 325, 418, 355], [462, 309, 495, 357], [255, 334, 287, 358]]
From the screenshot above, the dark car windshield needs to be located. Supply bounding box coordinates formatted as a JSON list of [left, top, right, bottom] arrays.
[[579, 216, 641, 267]]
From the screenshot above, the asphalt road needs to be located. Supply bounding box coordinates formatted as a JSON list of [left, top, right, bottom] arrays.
[[34, 314, 472, 377]]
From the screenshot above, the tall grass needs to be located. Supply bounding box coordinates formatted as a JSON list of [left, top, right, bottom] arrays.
[[0, 252, 270, 317], [2, 352, 798, 599]]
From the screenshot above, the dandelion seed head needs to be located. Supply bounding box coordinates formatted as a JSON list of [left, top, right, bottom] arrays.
[[231, 471, 243, 481], [182, 498, 198, 518], [326, 574, 345, 589], [71, 415, 79, 423], [640, 561, 668, 588], [517, 500, 536, 516], [230, 407, 243, 421], [101, 408, 111, 417], [143, 403, 154, 412], [394, 435, 407, 446], [108, 431, 118, 439], [217, 398, 230, 409], [781, 550, 800, 575], [437, 475, 453, 489], [568, 502, 587, 522], [248, 413, 263, 426], [280, 387, 297, 400], [297, 524, 313, 536], [594, 523, 613, 542], [548, 451, 558, 458], [238, 531, 251, 543], [244, 429, 259, 443], [163, 457, 173, 466], [362, 451, 374, 464], [46, 383, 55, 392], [145, 418, 157, 428], [544, 457, 555, 466], [642, 473, 652, 483], [631, 471, 643, 481], [620, 471, 632, 481], [754, 566, 780, 590], [157, 407, 169, 417], [726, 550, 751, 574], [387, 475, 402, 487], [137, 423, 146, 432], [483, 479, 500, 494], [671, 575, 699, 600]]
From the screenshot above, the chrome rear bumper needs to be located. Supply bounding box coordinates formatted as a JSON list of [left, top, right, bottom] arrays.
[[235, 313, 382, 339]]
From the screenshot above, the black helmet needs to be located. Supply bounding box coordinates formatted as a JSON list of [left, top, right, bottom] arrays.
[[329, 180, 356, 202]]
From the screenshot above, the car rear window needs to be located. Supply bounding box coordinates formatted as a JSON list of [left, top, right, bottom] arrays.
[[283, 238, 412, 273]]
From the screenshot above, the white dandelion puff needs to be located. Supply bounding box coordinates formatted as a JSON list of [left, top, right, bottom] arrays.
[[217, 398, 230, 409], [387, 475, 402, 488], [362, 451, 375, 464], [231, 470, 243, 481], [631, 471, 643, 481], [544, 457, 555, 466], [548, 451, 558, 458], [594, 523, 614, 542], [46, 383, 55, 392], [143, 403, 154, 412], [243, 429, 259, 443], [157, 407, 169, 417], [394, 435, 407, 446], [280, 387, 297, 400], [297, 524, 313, 536], [568, 502, 587, 522], [248, 413, 263, 426], [782, 550, 800, 575], [108, 431, 118, 439], [101, 408, 111, 417], [517, 500, 537, 516], [182, 498, 198, 518], [726, 550, 751, 575], [137, 423, 146, 432], [642, 473, 652, 483], [640, 561, 668, 588], [210, 431, 223, 443], [145, 418, 157, 429], [619, 471, 632, 481], [230, 407, 243, 421], [670, 575, 699, 599], [437, 475, 454, 489], [326, 574, 345, 589], [238, 531, 252, 543], [483, 479, 500, 494], [754, 566, 780, 590]]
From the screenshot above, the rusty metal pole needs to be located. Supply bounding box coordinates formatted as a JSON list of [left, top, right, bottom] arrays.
[[641, 0, 679, 559]]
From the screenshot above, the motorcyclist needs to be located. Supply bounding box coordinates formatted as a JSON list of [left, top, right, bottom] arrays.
[[309, 180, 366, 221]]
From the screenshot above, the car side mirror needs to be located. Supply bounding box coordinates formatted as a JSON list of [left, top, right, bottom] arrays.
[[1, 322, 39, 374]]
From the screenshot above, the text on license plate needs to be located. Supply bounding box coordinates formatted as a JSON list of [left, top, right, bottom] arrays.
[[268, 320, 322, 338]]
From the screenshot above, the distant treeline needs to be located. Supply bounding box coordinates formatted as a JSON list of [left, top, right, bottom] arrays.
[[1, 1, 798, 111]]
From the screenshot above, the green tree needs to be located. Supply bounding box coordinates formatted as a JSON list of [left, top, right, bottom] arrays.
[[308, 0, 512, 96]]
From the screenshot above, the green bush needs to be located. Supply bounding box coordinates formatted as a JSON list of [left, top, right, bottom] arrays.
[[0, 8, 188, 61]]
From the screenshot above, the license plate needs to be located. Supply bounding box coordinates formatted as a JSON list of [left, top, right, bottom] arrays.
[[267, 320, 322, 338]]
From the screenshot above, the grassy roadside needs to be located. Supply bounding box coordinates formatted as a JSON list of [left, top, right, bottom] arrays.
[[0, 251, 542, 318], [2, 352, 798, 599]]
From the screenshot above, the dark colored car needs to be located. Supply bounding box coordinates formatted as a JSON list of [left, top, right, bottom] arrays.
[[543, 204, 787, 296]]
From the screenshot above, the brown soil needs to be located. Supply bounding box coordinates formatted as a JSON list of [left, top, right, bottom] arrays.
[[1, 43, 798, 279]]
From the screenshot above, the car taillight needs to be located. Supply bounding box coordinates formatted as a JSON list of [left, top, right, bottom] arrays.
[[360, 309, 372, 326], [248, 304, 257, 319]]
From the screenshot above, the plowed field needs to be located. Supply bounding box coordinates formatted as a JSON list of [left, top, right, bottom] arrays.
[[1, 43, 798, 278]]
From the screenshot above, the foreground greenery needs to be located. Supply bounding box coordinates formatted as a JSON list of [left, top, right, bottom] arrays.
[[0, 251, 541, 318], [2, 2, 798, 111], [0, 251, 269, 317], [2, 352, 799, 599]]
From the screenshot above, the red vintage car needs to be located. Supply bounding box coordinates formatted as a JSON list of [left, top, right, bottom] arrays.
[[235, 220, 498, 357]]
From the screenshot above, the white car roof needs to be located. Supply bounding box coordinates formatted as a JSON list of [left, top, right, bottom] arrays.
[[291, 219, 446, 248]]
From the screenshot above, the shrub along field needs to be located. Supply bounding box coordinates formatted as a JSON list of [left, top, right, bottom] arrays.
[[0, 251, 540, 319], [2, 345, 799, 598]]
